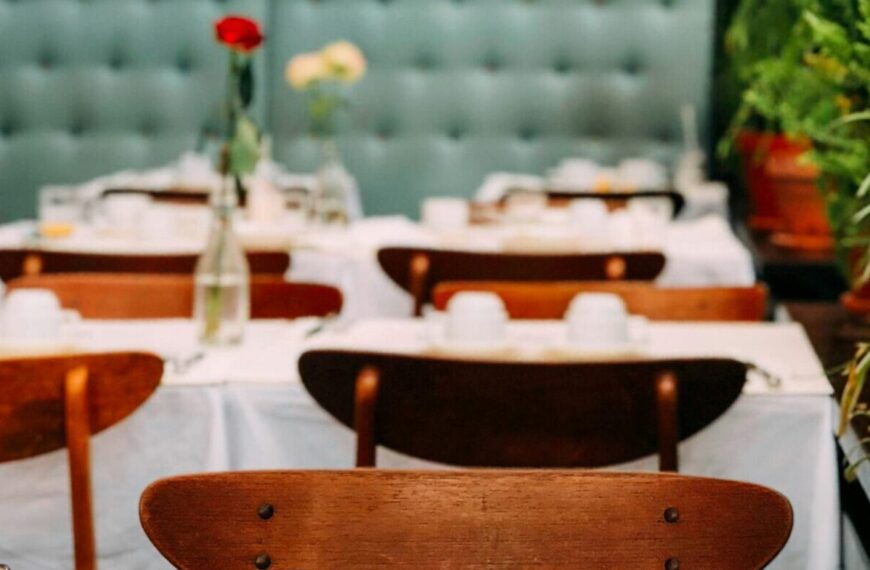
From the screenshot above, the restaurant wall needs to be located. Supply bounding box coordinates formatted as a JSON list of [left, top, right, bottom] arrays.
[[0, 0, 717, 222]]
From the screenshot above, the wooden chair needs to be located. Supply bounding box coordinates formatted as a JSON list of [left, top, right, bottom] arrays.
[[433, 281, 769, 321], [0, 353, 163, 570], [139, 469, 793, 569], [298, 350, 747, 470], [0, 249, 290, 281], [377, 247, 667, 316], [501, 188, 686, 217], [7, 274, 342, 320]]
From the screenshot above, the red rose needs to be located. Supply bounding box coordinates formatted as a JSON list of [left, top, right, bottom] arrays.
[[215, 15, 263, 52]]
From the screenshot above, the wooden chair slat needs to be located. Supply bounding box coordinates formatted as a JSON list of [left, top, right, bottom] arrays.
[[0, 352, 162, 462], [0, 249, 290, 280], [433, 281, 769, 321], [7, 274, 342, 320], [298, 351, 747, 468], [378, 248, 667, 316], [140, 470, 793, 570]]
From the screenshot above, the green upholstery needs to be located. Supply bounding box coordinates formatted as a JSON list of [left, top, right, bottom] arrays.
[[0, 0, 267, 221], [0, 0, 716, 221]]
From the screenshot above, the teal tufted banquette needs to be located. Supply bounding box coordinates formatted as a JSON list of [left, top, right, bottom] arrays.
[[0, 0, 716, 221]]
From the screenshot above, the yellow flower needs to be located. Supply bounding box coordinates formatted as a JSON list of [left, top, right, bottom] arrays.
[[322, 41, 367, 84], [286, 52, 328, 89]]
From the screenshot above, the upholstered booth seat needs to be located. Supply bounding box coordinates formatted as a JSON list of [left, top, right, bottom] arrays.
[[0, 0, 715, 221]]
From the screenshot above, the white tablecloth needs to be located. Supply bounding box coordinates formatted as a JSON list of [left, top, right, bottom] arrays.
[[0, 318, 837, 569], [288, 215, 756, 320], [0, 214, 755, 322]]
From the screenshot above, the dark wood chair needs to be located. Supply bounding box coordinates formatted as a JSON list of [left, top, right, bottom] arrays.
[[8, 274, 342, 320], [501, 188, 686, 217], [0, 249, 290, 281], [0, 353, 162, 570], [139, 469, 793, 569], [377, 247, 667, 316], [298, 350, 747, 470], [433, 281, 769, 321]]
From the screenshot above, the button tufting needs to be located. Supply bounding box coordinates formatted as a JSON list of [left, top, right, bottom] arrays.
[[38, 50, 56, 69], [414, 53, 435, 70], [447, 126, 466, 141]]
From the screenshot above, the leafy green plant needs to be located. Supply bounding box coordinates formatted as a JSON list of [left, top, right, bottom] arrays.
[[838, 345, 870, 481]]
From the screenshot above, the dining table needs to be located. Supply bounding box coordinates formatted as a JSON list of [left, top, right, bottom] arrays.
[[0, 316, 837, 569], [0, 211, 756, 321]]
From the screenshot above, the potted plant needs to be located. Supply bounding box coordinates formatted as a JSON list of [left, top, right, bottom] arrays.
[[721, 0, 846, 242], [797, 0, 870, 308]]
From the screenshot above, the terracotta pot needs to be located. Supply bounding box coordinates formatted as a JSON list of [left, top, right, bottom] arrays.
[[765, 150, 833, 252], [737, 130, 810, 231]]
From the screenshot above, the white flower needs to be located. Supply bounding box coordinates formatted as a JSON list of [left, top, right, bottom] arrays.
[[322, 41, 367, 84], [286, 52, 328, 89]]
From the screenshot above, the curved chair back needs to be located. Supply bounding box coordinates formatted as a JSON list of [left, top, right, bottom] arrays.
[[501, 189, 686, 218], [377, 247, 666, 316], [140, 470, 793, 570], [8, 274, 342, 320], [298, 350, 747, 470], [433, 282, 769, 321], [0, 249, 290, 280], [0, 353, 163, 570]]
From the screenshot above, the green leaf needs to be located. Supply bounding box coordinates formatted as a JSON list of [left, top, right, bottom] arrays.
[[228, 115, 260, 176]]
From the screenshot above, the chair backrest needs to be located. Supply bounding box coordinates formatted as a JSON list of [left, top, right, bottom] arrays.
[[377, 247, 666, 316], [500, 189, 686, 218], [298, 350, 747, 470], [433, 281, 769, 322], [140, 470, 793, 570], [8, 274, 342, 320], [0, 352, 163, 570], [0, 249, 290, 280]]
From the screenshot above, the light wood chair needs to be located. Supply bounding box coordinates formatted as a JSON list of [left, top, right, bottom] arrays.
[[298, 350, 747, 470], [7, 274, 342, 320], [433, 281, 769, 321], [377, 247, 667, 316], [0, 353, 163, 570], [139, 469, 793, 569], [0, 249, 290, 281]]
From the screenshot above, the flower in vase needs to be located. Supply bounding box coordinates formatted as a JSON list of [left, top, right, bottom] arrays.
[[322, 41, 367, 84], [286, 53, 330, 89], [214, 15, 264, 53]]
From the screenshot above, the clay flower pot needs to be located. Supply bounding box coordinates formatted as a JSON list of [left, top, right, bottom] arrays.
[[765, 150, 833, 252], [738, 130, 810, 231]]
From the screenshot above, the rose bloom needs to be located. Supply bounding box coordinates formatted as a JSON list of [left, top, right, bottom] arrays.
[[322, 41, 367, 83], [215, 15, 264, 52], [286, 53, 329, 89]]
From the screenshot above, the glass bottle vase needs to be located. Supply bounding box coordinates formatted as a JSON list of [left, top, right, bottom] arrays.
[[314, 139, 354, 225], [193, 177, 250, 345]]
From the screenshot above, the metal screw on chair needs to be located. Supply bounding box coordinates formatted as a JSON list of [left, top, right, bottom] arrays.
[[663, 507, 680, 523], [258, 503, 274, 520], [254, 553, 272, 569], [665, 558, 680, 570]]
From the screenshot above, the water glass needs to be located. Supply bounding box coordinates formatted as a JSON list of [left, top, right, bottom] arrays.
[[38, 186, 81, 238]]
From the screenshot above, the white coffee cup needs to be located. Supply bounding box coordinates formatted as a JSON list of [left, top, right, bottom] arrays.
[[140, 205, 178, 241], [422, 197, 470, 231], [1, 289, 78, 344], [565, 293, 630, 347], [445, 292, 508, 344], [103, 194, 152, 232]]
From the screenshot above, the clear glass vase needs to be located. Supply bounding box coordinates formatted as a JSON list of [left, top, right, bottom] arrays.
[[193, 178, 250, 345], [315, 139, 354, 225]]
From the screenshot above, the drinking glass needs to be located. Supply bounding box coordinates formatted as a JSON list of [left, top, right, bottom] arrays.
[[38, 186, 81, 238]]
